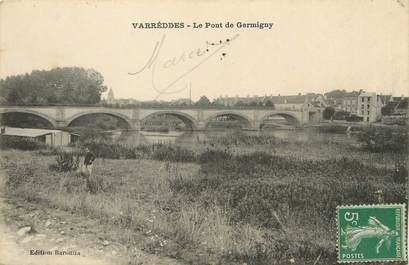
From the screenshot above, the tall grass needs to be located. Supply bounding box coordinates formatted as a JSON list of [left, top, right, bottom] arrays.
[[82, 141, 197, 162]]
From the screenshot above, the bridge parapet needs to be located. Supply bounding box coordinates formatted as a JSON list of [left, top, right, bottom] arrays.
[[0, 106, 315, 131]]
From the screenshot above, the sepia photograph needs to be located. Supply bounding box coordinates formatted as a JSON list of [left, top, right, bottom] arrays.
[[0, 0, 408, 264]]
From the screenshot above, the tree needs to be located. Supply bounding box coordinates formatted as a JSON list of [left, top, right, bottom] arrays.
[[235, 101, 245, 107], [265, 100, 275, 108], [323, 107, 335, 120], [325, 89, 360, 99], [0, 67, 107, 105], [333, 110, 349, 120], [381, 104, 394, 116], [195, 96, 211, 106]]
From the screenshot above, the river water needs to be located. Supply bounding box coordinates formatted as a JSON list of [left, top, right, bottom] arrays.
[[111, 127, 359, 146]]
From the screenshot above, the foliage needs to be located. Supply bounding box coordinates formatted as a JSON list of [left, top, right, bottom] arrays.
[[264, 99, 275, 108], [49, 150, 81, 172], [324, 89, 360, 99], [381, 98, 408, 116], [322, 107, 335, 120], [316, 124, 349, 134], [333, 110, 349, 120], [357, 125, 408, 153], [381, 104, 394, 116], [195, 96, 211, 106], [0, 135, 47, 150], [345, 114, 363, 122], [151, 145, 196, 162], [168, 150, 405, 264], [85, 141, 139, 159], [198, 148, 232, 163], [172, 151, 405, 228], [81, 141, 196, 162], [207, 131, 282, 146], [0, 67, 107, 105]]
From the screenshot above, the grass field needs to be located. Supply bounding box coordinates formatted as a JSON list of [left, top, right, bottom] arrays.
[[0, 132, 407, 265]]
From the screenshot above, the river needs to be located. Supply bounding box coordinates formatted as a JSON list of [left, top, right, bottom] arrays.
[[110, 127, 359, 146]]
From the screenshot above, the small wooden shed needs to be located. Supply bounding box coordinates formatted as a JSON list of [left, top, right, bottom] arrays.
[[1, 127, 79, 146]]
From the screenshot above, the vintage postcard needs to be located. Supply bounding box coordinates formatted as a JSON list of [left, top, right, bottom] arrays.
[[0, 0, 408, 264]]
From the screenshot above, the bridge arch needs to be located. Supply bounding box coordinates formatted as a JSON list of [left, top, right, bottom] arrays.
[[204, 111, 253, 130], [0, 109, 57, 128], [141, 111, 198, 130], [65, 110, 134, 129], [259, 112, 300, 129]]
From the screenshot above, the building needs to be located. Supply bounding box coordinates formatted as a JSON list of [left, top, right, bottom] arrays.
[[107, 88, 115, 104], [0, 127, 79, 146], [340, 96, 359, 114], [213, 93, 323, 111], [357, 92, 391, 122]]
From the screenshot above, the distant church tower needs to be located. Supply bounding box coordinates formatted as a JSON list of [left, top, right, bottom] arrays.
[[107, 88, 115, 103]]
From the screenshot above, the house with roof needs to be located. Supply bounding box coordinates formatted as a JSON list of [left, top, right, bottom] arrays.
[[0, 127, 79, 146], [213, 93, 325, 110]]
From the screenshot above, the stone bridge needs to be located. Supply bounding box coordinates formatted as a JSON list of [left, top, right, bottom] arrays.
[[0, 106, 321, 130]]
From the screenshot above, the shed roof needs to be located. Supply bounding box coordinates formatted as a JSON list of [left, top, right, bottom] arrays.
[[1, 127, 73, 138]]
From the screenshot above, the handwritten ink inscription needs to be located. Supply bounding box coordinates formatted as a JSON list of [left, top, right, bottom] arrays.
[[128, 34, 239, 99]]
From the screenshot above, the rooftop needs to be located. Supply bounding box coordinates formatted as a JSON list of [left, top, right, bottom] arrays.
[[1, 127, 74, 138]]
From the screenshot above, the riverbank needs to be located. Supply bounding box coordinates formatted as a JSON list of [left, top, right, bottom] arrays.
[[0, 134, 406, 264]]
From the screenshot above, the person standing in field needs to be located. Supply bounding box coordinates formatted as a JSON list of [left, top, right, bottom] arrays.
[[83, 147, 96, 175], [82, 147, 96, 192]]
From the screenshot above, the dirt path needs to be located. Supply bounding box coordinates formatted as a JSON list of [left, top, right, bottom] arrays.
[[0, 169, 185, 265], [0, 168, 114, 265]]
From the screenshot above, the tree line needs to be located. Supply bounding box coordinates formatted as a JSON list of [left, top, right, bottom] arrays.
[[0, 67, 107, 105]]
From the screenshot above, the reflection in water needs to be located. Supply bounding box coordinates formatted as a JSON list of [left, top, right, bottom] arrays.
[[110, 128, 359, 146]]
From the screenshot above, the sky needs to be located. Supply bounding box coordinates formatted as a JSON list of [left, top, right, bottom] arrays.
[[0, 0, 408, 101]]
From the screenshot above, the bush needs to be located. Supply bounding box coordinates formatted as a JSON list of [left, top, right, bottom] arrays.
[[84, 142, 139, 159], [0, 136, 47, 150], [208, 132, 280, 146], [152, 145, 196, 162], [323, 107, 335, 120], [316, 125, 348, 134], [49, 151, 81, 172], [346, 115, 363, 122], [357, 126, 408, 153], [198, 148, 232, 164]]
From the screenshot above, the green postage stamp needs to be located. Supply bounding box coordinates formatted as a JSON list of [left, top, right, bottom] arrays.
[[337, 204, 407, 263]]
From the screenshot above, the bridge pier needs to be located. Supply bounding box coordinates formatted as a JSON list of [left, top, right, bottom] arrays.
[[55, 121, 67, 129], [251, 121, 262, 131], [131, 120, 142, 131]]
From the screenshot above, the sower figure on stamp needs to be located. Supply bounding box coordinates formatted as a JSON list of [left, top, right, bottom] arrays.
[[82, 147, 96, 192]]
